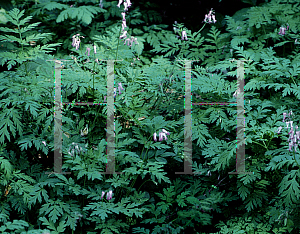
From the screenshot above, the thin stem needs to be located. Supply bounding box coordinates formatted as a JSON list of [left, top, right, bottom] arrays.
[[115, 21, 123, 61], [17, 25, 23, 52], [290, 76, 297, 86], [124, 134, 153, 199], [137, 179, 152, 193], [252, 139, 268, 150], [292, 150, 300, 169], [92, 46, 96, 100]]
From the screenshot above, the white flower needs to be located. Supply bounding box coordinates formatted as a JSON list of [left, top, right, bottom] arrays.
[[126, 36, 138, 47], [99, 0, 103, 8], [117, 0, 123, 7], [85, 47, 91, 56], [126, 0, 132, 8], [107, 190, 113, 200], [42, 141, 46, 146], [122, 19, 127, 31], [121, 12, 126, 21], [204, 8, 217, 24], [159, 132, 168, 141], [233, 88, 240, 98], [276, 126, 282, 134], [211, 15, 217, 23], [120, 30, 127, 39], [153, 132, 157, 141], [181, 30, 188, 41], [161, 129, 170, 135], [124, 37, 131, 46], [123, 1, 128, 11], [81, 125, 88, 136], [118, 82, 124, 94]]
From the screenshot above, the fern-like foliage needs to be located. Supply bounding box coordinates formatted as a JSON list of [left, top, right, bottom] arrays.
[[0, 8, 61, 70]]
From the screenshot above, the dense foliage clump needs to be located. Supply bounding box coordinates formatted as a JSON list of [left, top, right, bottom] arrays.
[[0, 0, 300, 233]]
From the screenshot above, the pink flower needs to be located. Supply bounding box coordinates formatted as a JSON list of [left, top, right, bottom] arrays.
[[121, 12, 126, 21], [276, 126, 282, 134], [101, 191, 105, 199], [71, 34, 84, 50], [122, 20, 127, 31], [118, 82, 124, 94], [123, 2, 129, 11], [159, 132, 168, 141], [85, 47, 91, 56], [154, 129, 170, 142], [117, 0, 123, 7], [107, 190, 113, 200], [124, 38, 130, 46], [153, 132, 157, 141], [131, 37, 138, 45], [161, 129, 170, 135], [211, 15, 217, 23], [278, 26, 287, 35], [204, 8, 217, 24], [72, 35, 77, 47], [181, 30, 188, 41], [126, 0, 132, 8], [289, 142, 293, 151], [120, 30, 127, 39], [283, 112, 287, 122]]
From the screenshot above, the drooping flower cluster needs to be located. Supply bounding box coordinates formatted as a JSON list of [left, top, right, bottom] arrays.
[[99, 0, 103, 8], [117, 0, 138, 47], [68, 142, 86, 157], [173, 8, 216, 41], [117, 0, 131, 10], [84, 43, 97, 57], [278, 24, 289, 36], [153, 129, 170, 142], [233, 87, 241, 98], [181, 30, 188, 41], [276, 110, 300, 152], [71, 34, 85, 50], [204, 8, 217, 24], [74, 211, 83, 224], [104, 82, 124, 102], [101, 190, 113, 200]]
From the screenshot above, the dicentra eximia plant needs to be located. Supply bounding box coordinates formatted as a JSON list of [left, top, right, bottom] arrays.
[[203, 8, 217, 24], [175, 8, 217, 41], [278, 24, 289, 36], [116, 0, 138, 48], [100, 190, 113, 200], [276, 110, 300, 168], [72, 33, 84, 50], [153, 129, 170, 142]]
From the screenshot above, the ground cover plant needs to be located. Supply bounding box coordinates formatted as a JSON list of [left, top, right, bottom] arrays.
[[0, 0, 300, 233]]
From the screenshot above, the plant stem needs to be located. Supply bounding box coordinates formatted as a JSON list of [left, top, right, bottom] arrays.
[[292, 150, 300, 169]]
